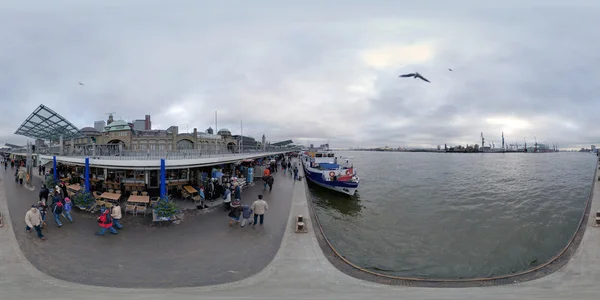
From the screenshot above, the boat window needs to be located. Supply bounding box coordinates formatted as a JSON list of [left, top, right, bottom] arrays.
[[328, 153, 334, 157], [315, 153, 322, 157]]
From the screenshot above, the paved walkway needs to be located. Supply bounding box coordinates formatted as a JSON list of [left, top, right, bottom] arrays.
[[0, 159, 599, 299], [0, 165, 295, 288]]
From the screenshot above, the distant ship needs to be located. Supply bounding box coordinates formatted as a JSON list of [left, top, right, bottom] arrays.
[[301, 151, 359, 196]]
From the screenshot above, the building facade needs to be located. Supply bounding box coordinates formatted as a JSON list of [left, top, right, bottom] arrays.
[[68, 121, 259, 153]]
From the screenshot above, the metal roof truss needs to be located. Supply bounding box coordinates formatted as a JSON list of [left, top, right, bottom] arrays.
[[14, 105, 85, 141]]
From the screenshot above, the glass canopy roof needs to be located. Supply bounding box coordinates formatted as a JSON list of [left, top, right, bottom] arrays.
[[14, 105, 85, 140]]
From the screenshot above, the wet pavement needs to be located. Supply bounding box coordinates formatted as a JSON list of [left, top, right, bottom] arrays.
[[0, 165, 295, 288]]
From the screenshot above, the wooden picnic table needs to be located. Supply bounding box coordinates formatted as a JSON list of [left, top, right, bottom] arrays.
[[99, 192, 121, 202], [67, 184, 81, 191], [183, 185, 198, 194], [127, 195, 150, 204]]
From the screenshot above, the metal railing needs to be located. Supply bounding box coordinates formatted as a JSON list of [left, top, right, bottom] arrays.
[[6, 143, 301, 160]]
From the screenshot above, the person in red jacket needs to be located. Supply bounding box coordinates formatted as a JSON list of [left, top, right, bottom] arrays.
[[95, 207, 118, 236]]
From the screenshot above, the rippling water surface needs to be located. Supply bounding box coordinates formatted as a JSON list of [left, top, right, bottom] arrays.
[[309, 151, 597, 279]]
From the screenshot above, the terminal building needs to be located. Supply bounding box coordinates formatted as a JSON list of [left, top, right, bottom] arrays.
[[16, 105, 270, 157], [5, 104, 298, 200]]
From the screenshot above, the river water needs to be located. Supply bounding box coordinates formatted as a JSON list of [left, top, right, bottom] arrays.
[[308, 151, 597, 279]]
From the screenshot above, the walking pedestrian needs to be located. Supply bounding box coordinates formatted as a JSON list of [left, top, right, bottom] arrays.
[[228, 200, 242, 226], [267, 175, 274, 192], [51, 201, 63, 227], [111, 202, 123, 229], [25, 205, 46, 240], [95, 207, 118, 236], [293, 166, 299, 181], [17, 168, 25, 185], [62, 197, 74, 223], [250, 194, 268, 227], [240, 204, 253, 227], [39, 184, 49, 202], [51, 190, 61, 206]]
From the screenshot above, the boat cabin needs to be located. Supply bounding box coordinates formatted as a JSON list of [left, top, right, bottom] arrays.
[[305, 151, 352, 170]]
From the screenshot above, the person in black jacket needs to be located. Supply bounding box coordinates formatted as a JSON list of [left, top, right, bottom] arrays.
[[51, 201, 63, 227], [39, 184, 49, 202]]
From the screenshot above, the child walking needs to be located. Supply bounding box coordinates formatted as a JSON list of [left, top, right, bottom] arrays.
[[61, 197, 74, 223], [240, 204, 253, 227]]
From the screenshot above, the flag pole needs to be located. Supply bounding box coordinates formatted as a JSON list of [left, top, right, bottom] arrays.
[[215, 110, 218, 154]]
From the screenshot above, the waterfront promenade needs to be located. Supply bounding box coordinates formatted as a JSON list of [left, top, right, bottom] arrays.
[[1, 166, 295, 288], [1, 160, 600, 299]]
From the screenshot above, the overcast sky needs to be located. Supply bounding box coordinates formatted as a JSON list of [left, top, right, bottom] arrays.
[[1, 0, 599, 149]]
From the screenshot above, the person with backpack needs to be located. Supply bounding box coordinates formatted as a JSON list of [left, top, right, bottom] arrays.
[[52, 201, 63, 227], [62, 197, 74, 223], [267, 175, 274, 192], [240, 204, 253, 228], [228, 200, 242, 226], [51, 190, 61, 206], [95, 207, 118, 236], [39, 184, 49, 202]]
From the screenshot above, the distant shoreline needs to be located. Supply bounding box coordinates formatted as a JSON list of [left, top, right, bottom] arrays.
[[343, 149, 560, 154]]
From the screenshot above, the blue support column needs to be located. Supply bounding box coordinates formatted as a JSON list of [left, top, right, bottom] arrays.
[[53, 156, 57, 181], [84, 157, 90, 192], [160, 159, 166, 199]]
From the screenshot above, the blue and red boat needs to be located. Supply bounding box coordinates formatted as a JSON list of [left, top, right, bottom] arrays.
[[301, 151, 359, 196]]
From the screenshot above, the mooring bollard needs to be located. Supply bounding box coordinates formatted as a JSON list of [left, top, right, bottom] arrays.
[[295, 215, 307, 233]]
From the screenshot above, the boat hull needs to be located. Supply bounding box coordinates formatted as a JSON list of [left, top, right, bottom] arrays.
[[302, 164, 359, 196]]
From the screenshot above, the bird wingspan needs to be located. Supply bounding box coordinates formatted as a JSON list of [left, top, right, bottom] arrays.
[[416, 74, 430, 82], [399, 73, 415, 77]]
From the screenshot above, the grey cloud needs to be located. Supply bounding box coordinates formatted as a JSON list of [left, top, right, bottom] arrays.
[[1, 1, 600, 149]]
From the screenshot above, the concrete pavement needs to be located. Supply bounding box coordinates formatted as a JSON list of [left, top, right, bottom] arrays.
[[1, 165, 295, 288], [0, 159, 599, 299]]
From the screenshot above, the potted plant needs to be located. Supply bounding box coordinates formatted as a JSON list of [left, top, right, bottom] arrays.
[[153, 196, 179, 221], [45, 176, 58, 190], [72, 191, 95, 210]]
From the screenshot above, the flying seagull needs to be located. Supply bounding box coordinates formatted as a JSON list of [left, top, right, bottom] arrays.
[[449, 68, 453, 71], [399, 72, 430, 83], [79, 82, 84, 86]]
